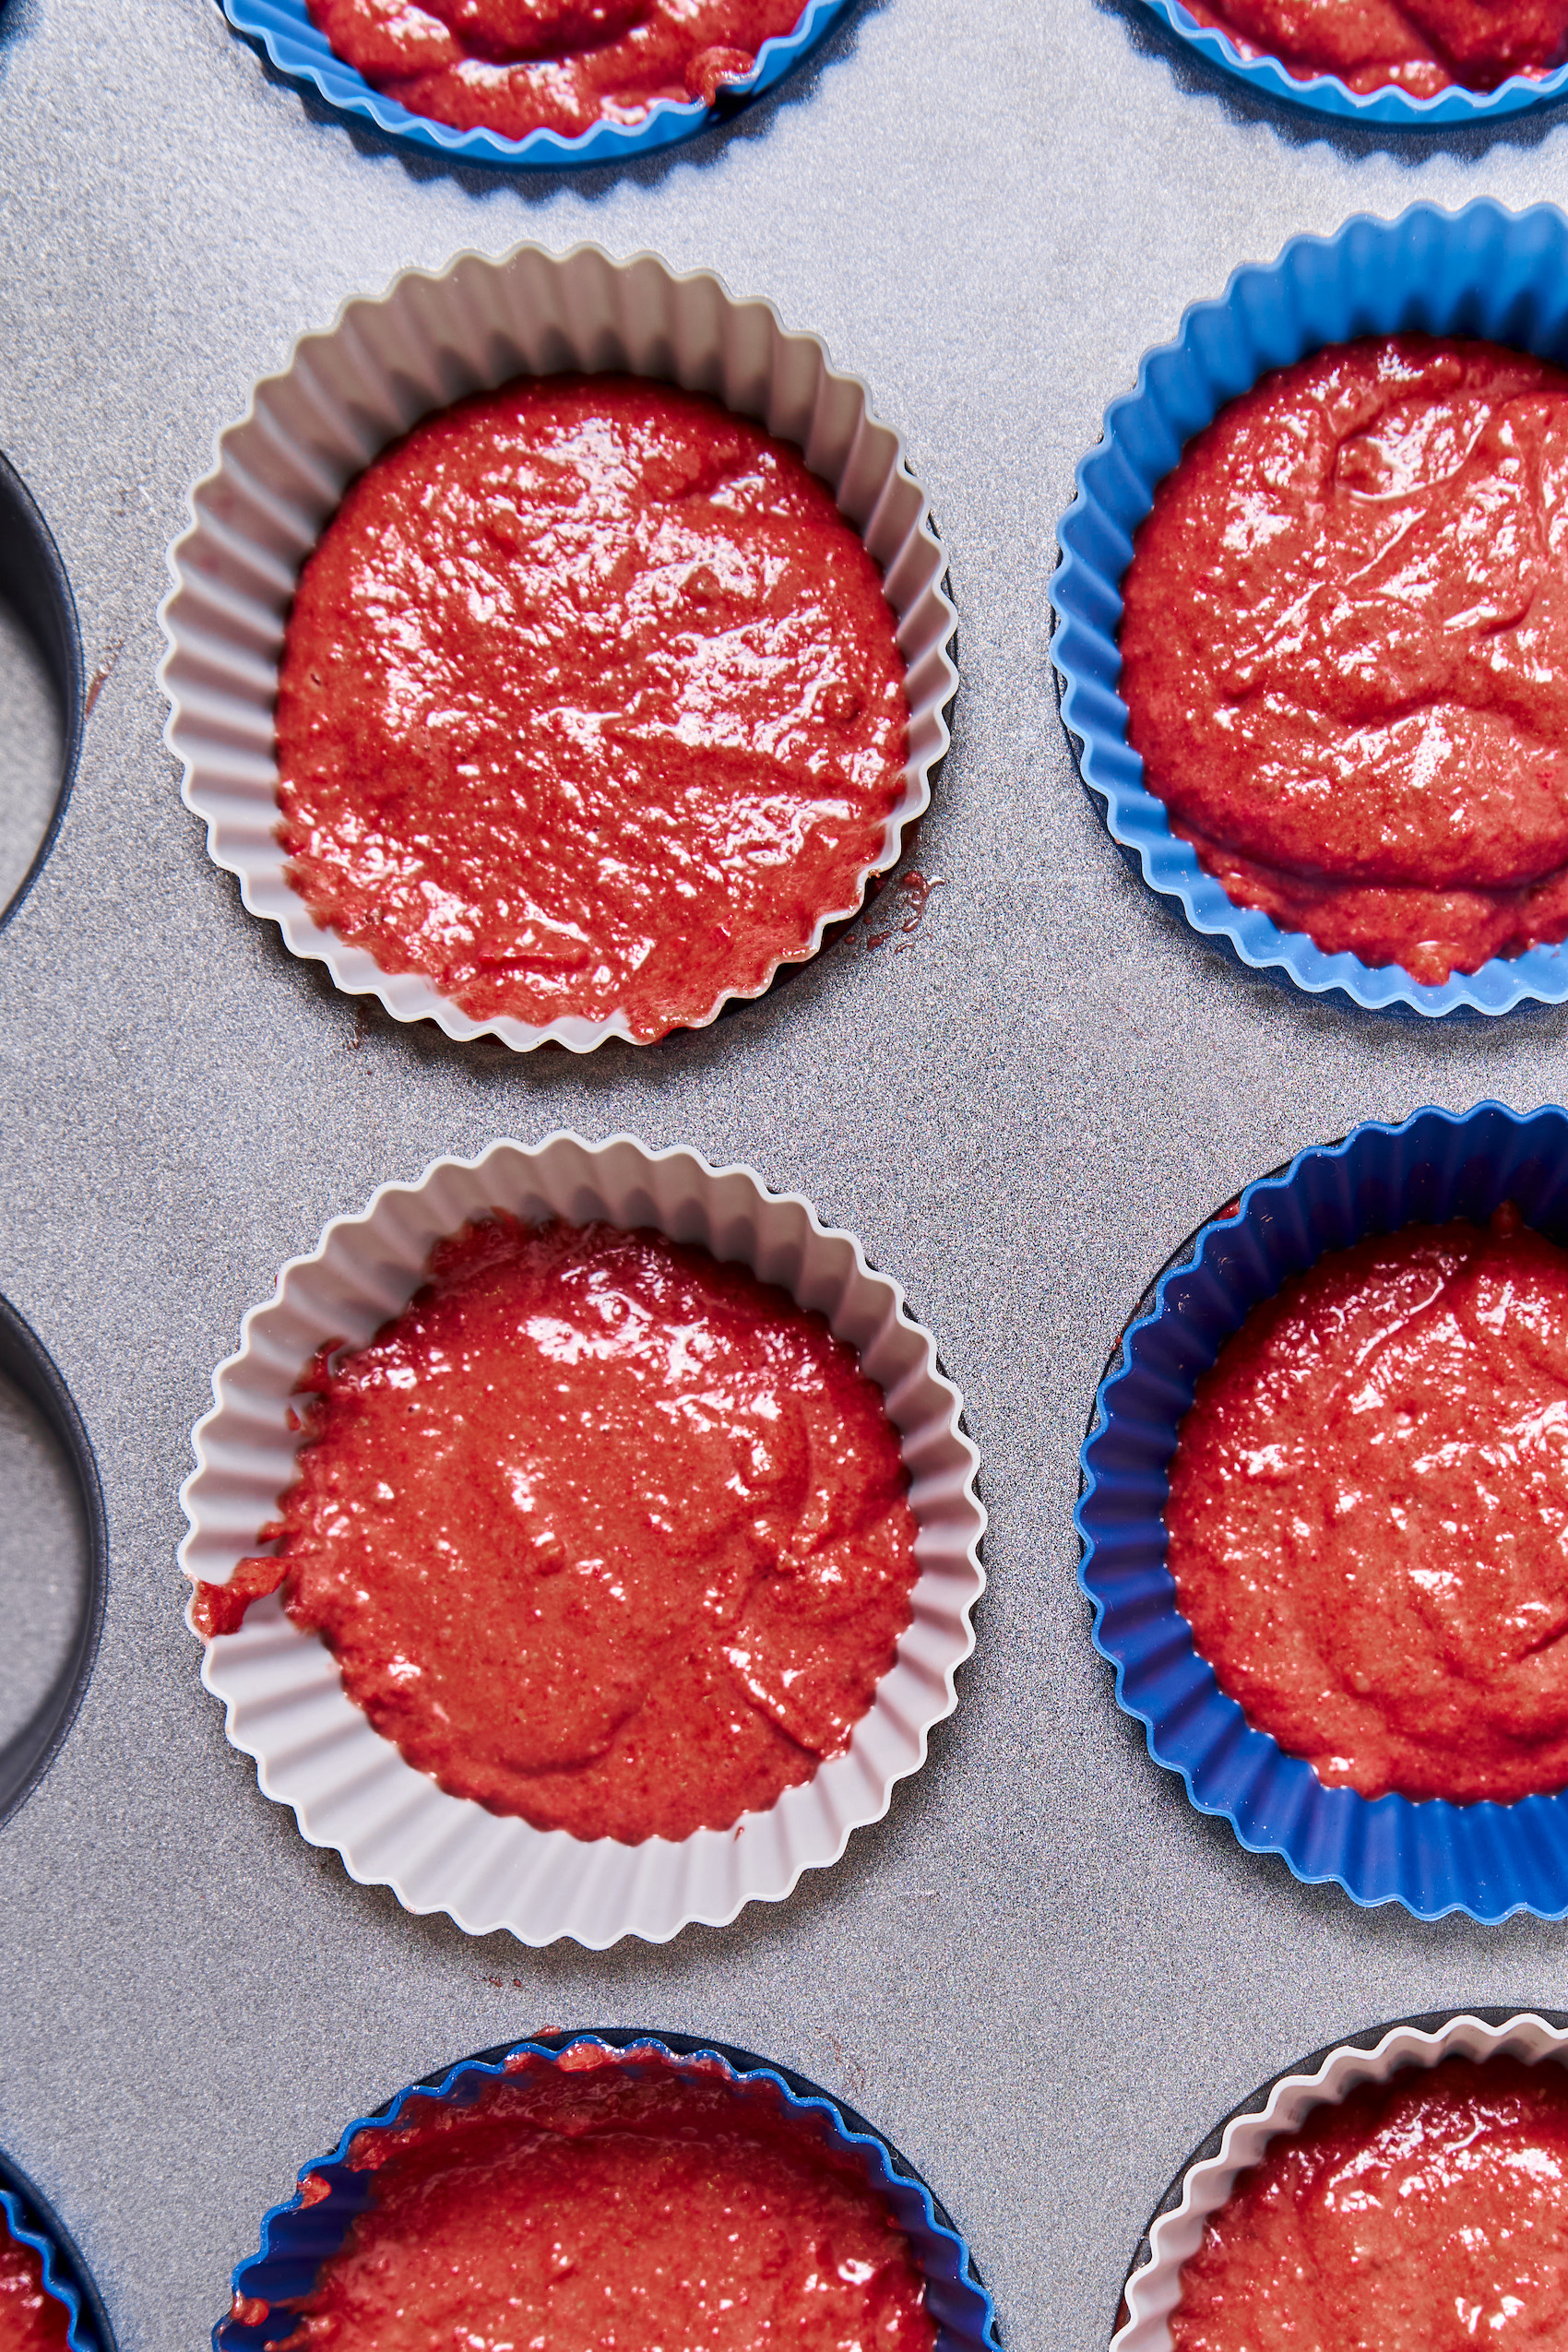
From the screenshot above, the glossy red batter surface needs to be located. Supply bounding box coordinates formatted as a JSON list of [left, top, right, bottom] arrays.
[[1121, 335, 1568, 984], [1167, 1205, 1568, 1804], [263, 2048, 934, 2352], [1172, 2058, 1568, 2351], [1178, 0, 1568, 93], [0, 2224, 67, 2352], [192, 1216, 919, 1843], [275, 374, 906, 1041], [306, 0, 807, 138]]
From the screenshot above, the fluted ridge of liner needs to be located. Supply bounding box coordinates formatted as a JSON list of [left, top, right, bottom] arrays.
[[0, 2178, 107, 2352]]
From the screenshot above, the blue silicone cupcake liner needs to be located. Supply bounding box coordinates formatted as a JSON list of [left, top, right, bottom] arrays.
[[1051, 196, 1568, 1019], [220, 0, 859, 169], [214, 2030, 1001, 2352], [1077, 1099, 1568, 1924], [1138, 0, 1568, 127], [0, 2148, 115, 2352]]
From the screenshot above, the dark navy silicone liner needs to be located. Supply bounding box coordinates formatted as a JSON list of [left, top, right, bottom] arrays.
[[1051, 197, 1568, 1019], [1077, 1100, 1568, 1924], [220, 0, 859, 169], [0, 2147, 115, 2352], [1139, 0, 1568, 127], [214, 2030, 1000, 2352]]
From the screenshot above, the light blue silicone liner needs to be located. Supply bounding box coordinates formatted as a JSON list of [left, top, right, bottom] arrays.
[[1077, 1101, 1568, 1924], [1141, 0, 1568, 126], [220, 0, 859, 168], [213, 2032, 1001, 2352], [0, 2163, 113, 2352], [1051, 197, 1568, 1018]]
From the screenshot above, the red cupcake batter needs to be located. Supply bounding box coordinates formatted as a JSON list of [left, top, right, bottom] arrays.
[[1172, 2058, 1568, 2352], [275, 374, 906, 1041], [1167, 1204, 1568, 1805], [260, 2047, 935, 2352], [1121, 335, 1568, 984], [0, 2223, 67, 2352], [305, 0, 807, 139], [192, 1216, 919, 1844], [1178, 0, 1568, 94]]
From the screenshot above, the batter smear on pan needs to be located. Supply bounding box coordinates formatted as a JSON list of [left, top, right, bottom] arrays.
[[275, 375, 906, 1042], [192, 1216, 920, 1845], [307, 0, 814, 140]]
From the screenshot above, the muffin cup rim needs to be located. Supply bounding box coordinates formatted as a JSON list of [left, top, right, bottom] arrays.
[[157, 236, 957, 1052], [1138, 0, 1568, 127], [1076, 1097, 1568, 1920], [179, 1128, 987, 1945], [218, 0, 863, 169], [1113, 2006, 1568, 2351], [1050, 194, 1568, 1020]]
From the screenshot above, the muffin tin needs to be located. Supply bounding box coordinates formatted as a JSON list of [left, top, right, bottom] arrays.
[[12, 3, 1568, 2351]]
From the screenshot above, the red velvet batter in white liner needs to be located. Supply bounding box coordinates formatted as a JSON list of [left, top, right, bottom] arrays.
[[158, 244, 956, 1052], [1113, 2013, 1568, 2352], [178, 1134, 985, 1948]]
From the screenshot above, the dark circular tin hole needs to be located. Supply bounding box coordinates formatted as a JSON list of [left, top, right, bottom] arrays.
[[0, 1295, 105, 1827], [0, 451, 83, 926]]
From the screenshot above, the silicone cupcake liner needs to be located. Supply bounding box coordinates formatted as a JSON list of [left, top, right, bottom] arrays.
[[1138, 0, 1568, 127], [1114, 2008, 1568, 2350], [220, 0, 860, 171], [0, 2146, 115, 2352], [159, 241, 956, 1051], [216, 2030, 1000, 2352], [1077, 1099, 1568, 1923], [180, 1133, 986, 1947], [1051, 196, 1568, 1018]]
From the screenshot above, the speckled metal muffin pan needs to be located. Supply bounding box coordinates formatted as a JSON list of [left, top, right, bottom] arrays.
[[24, 6, 1568, 2351], [218, 2030, 1000, 2352]]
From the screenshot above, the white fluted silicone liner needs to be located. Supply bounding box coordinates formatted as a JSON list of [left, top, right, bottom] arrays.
[[1114, 2011, 1568, 2351], [158, 244, 957, 1051], [179, 1134, 986, 1947]]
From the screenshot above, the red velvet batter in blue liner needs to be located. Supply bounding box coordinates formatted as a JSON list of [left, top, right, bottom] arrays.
[[1136, 0, 1568, 126], [213, 2032, 999, 2352], [1076, 1101, 1568, 1923], [220, 0, 860, 169], [0, 2154, 114, 2352], [1051, 200, 1568, 1018]]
